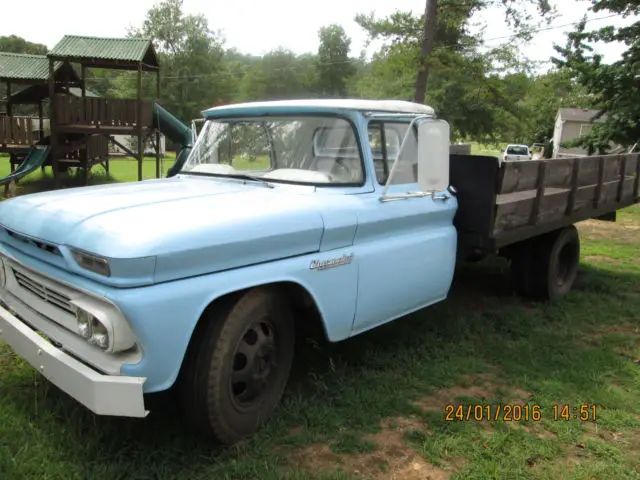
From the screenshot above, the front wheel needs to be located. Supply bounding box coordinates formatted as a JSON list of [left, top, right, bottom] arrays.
[[180, 287, 295, 444]]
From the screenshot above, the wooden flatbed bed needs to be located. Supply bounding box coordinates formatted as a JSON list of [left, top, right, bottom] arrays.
[[451, 152, 640, 252], [449, 152, 639, 301]]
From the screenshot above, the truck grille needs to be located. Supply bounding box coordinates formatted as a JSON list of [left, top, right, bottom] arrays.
[[11, 268, 75, 315]]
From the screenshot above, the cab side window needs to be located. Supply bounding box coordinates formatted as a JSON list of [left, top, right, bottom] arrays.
[[368, 121, 418, 185]]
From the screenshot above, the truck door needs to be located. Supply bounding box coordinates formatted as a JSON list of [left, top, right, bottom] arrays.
[[351, 120, 458, 334]]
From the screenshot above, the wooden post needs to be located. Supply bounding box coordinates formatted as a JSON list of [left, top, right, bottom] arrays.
[[617, 154, 627, 202], [137, 62, 143, 181], [565, 158, 580, 216], [155, 69, 160, 178], [529, 160, 547, 225], [80, 63, 88, 184], [594, 156, 605, 208], [81, 65, 86, 98], [6, 82, 12, 145], [6, 82, 11, 117], [49, 58, 59, 189], [38, 101, 44, 141], [634, 153, 640, 199]]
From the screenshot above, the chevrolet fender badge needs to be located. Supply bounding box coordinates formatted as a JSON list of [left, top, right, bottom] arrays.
[[310, 253, 354, 271]]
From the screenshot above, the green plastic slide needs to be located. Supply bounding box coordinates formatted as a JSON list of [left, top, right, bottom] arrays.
[[0, 146, 50, 186], [151, 102, 194, 177]]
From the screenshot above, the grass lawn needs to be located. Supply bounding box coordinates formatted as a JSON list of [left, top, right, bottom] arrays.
[[0, 154, 639, 479]]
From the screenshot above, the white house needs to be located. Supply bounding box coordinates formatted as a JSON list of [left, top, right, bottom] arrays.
[[552, 108, 605, 157]]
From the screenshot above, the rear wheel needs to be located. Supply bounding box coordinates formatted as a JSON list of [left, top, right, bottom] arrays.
[[180, 287, 295, 444], [529, 226, 580, 301]]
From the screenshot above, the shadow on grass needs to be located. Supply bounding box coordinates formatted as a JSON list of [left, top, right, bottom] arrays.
[[1, 257, 639, 478]]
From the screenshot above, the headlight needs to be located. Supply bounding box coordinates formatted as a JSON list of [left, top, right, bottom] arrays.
[[76, 309, 93, 339], [71, 249, 111, 277], [71, 297, 136, 353]]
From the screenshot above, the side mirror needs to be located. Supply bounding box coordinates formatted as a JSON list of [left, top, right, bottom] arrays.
[[417, 119, 450, 193]]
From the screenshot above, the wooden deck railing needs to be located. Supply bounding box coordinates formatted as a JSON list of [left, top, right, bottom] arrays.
[[53, 94, 153, 128], [0, 116, 36, 145]]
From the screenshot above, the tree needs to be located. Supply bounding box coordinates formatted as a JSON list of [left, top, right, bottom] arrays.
[[379, 0, 556, 103], [0, 35, 47, 55], [238, 48, 318, 101], [553, 1, 640, 153], [129, 0, 230, 121], [316, 25, 355, 96], [352, 5, 542, 141]]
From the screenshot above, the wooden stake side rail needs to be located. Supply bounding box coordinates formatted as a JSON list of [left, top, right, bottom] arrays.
[[52, 94, 153, 129], [0, 116, 36, 146], [492, 153, 640, 247]]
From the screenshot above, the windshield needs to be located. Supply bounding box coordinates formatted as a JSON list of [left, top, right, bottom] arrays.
[[180, 116, 364, 185]]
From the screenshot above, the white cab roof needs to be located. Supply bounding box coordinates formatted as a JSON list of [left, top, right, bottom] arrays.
[[203, 99, 435, 116]]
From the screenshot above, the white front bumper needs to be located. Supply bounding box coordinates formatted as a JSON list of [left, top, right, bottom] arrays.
[[0, 304, 148, 418]]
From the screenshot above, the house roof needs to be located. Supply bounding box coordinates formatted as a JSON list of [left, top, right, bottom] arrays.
[[48, 35, 159, 70], [557, 108, 603, 123], [203, 99, 436, 118], [0, 52, 61, 83]]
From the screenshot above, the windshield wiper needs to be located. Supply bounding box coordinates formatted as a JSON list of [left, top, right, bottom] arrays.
[[218, 173, 275, 188]]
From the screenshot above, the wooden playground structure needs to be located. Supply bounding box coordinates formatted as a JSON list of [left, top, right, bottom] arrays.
[[0, 35, 163, 190]]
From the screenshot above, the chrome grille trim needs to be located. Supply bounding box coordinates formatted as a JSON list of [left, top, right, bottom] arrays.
[[11, 268, 75, 315]]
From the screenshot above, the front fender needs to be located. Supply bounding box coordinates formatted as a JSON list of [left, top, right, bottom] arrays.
[[111, 246, 358, 393]]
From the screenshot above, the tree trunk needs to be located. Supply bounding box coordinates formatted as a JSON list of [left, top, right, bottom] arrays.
[[413, 0, 438, 104]]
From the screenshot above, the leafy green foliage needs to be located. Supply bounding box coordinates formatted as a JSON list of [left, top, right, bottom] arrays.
[[316, 25, 356, 97], [0, 35, 47, 55], [0, 0, 628, 149], [553, 0, 640, 153]]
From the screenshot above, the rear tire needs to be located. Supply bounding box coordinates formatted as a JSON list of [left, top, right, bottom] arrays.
[[529, 226, 581, 301], [180, 287, 295, 444]]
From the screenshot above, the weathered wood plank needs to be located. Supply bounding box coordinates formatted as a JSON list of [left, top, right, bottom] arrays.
[[545, 158, 575, 188], [576, 156, 600, 186], [493, 198, 535, 234], [600, 180, 620, 206], [498, 161, 541, 194], [594, 156, 605, 208], [621, 178, 636, 201], [602, 154, 623, 182], [573, 185, 597, 212], [529, 161, 547, 225], [539, 190, 572, 224]]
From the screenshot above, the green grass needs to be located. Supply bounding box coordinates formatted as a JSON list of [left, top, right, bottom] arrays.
[[0, 153, 639, 478]]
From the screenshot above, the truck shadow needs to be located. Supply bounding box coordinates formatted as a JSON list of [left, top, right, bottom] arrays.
[[1, 260, 638, 476]]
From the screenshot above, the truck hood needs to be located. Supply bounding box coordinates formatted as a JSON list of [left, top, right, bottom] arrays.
[[0, 176, 327, 286]]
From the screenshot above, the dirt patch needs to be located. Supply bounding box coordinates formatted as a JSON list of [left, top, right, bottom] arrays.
[[583, 255, 622, 264], [290, 416, 460, 479], [413, 373, 533, 412], [577, 219, 639, 242]]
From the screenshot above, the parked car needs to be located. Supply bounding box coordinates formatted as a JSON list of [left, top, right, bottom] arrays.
[[1, 99, 638, 445], [503, 144, 532, 162]]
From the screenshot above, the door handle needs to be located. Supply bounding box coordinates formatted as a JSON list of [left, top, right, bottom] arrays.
[[433, 192, 450, 201]]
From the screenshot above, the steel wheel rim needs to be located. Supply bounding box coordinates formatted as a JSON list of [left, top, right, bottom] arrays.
[[229, 317, 278, 411]]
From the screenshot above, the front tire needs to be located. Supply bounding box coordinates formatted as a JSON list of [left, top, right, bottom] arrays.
[[181, 287, 295, 444]]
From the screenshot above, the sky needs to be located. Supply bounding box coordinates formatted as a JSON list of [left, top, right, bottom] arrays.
[[3, 0, 632, 66]]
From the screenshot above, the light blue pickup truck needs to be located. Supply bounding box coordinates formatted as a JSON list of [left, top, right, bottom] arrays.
[[0, 99, 638, 444]]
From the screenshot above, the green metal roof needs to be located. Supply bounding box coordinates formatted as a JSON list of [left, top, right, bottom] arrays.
[[0, 52, 62, 82], [48, 35, 158, 66]]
